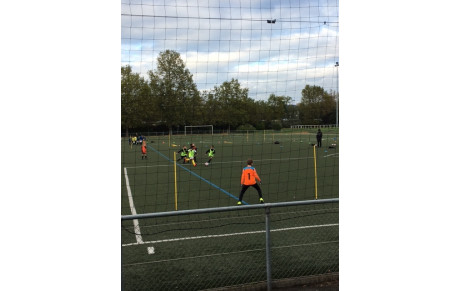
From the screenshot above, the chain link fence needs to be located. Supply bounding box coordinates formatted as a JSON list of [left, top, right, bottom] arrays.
[[122, 199, 338, 290]]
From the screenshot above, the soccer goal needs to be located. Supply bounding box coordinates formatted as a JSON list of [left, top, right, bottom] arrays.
[[185, 125, 214, 136]]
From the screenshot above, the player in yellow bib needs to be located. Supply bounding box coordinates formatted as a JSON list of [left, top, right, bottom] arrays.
[[188, 145, 197, 167], [205, 145, 215, 165], [177, 146, 188, 163]]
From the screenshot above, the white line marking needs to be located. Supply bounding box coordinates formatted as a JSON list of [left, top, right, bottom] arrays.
[[123, 240, 338, 267], [124, 167, 144, 245], [122, 223, 338, 247], [323, 153, 339, 158]]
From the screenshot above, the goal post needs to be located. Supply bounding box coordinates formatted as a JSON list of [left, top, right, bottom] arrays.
[[184, 125, 214, 136]]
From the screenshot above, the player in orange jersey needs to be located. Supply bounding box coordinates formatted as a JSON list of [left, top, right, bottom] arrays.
[[237, 159, 264, 205], [141, 140, 147, 160]]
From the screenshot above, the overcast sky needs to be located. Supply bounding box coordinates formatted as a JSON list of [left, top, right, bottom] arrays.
[[121, 0, 339, 102]]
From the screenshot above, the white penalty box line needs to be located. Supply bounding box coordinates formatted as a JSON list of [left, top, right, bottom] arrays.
[[122, 223, 339, 247]]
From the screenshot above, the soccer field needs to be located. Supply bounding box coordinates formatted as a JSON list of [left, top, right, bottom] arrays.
[[121, 130, 339, 290], [122, 129, 338, 212]]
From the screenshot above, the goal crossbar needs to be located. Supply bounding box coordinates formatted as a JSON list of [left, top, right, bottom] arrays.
[[185, 125, 213, 136]]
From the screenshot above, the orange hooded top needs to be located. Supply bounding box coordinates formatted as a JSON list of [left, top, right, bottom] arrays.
[[241, 166, 261, 185]]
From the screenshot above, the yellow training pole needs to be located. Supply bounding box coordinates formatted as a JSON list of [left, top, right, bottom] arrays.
[[174, 152, 178, 210], [264, 130, 266, 142], [313, 145, 318, 199]]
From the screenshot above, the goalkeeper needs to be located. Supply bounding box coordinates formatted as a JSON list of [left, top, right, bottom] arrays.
[[237, 159, 264, 205]]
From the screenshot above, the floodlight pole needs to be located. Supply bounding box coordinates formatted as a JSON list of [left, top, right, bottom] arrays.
[[335, 62, 339, 127]]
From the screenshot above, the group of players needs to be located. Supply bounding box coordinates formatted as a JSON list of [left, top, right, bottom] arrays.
[[130, 130, 326, 204], [131, 136, 215, 165], [176, 145, 263, 204], [176, 144, 263, 204], [134, 138, 263, 204], [176, 144, 215, 167], [129, 134, 147, 147], [127, 134, 148, 159]]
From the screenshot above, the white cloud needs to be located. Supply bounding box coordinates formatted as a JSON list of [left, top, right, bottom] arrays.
[[121, 0, 339, 100]]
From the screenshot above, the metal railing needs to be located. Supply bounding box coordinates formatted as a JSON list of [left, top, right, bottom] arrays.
[[290, 124, 338, 129], [122, 198, 339, 290]]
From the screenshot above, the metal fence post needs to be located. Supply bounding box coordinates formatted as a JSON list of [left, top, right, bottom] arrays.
[[265, 206, 272, 291], [121, 222, 124, 291]]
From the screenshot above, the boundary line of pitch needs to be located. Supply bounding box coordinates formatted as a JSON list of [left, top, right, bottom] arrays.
[[122, 223, 338, 247], [123, 167, 144, 245]]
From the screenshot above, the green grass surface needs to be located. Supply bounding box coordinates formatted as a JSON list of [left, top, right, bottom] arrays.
[[122, 130, 338, 212], [121, 130, 339, 290]]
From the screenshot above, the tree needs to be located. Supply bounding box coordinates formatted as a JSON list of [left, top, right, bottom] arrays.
[[298, 85, 335, 125], [283, 104, 300, 127], [249, 100, 268, 129], [205, 78, 252, 129], [201, 90, 220, 126], [266, 94, 292, 121], [148, 50, 201, 131], [121, 65, 151, 136]]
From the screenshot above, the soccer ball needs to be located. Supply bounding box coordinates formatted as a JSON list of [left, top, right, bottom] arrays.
[[205, 162, 209, 166]]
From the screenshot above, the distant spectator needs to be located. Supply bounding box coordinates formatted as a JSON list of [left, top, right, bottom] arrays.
[[137, 134, 144, 145], [316, 129, 323, 148]]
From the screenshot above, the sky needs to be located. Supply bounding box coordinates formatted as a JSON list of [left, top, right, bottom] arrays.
[[121, 0, 339, 102]]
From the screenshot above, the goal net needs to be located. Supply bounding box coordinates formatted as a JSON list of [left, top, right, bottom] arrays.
[[185, 125, 213, 136]]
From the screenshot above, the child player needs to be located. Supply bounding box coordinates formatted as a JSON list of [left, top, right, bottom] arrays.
[[187, 144, 197, 167], [141, 140, 147, 160], [205, 145, 215, 165], [177, 145, 188, 163], [237, 159, 264, 205]]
